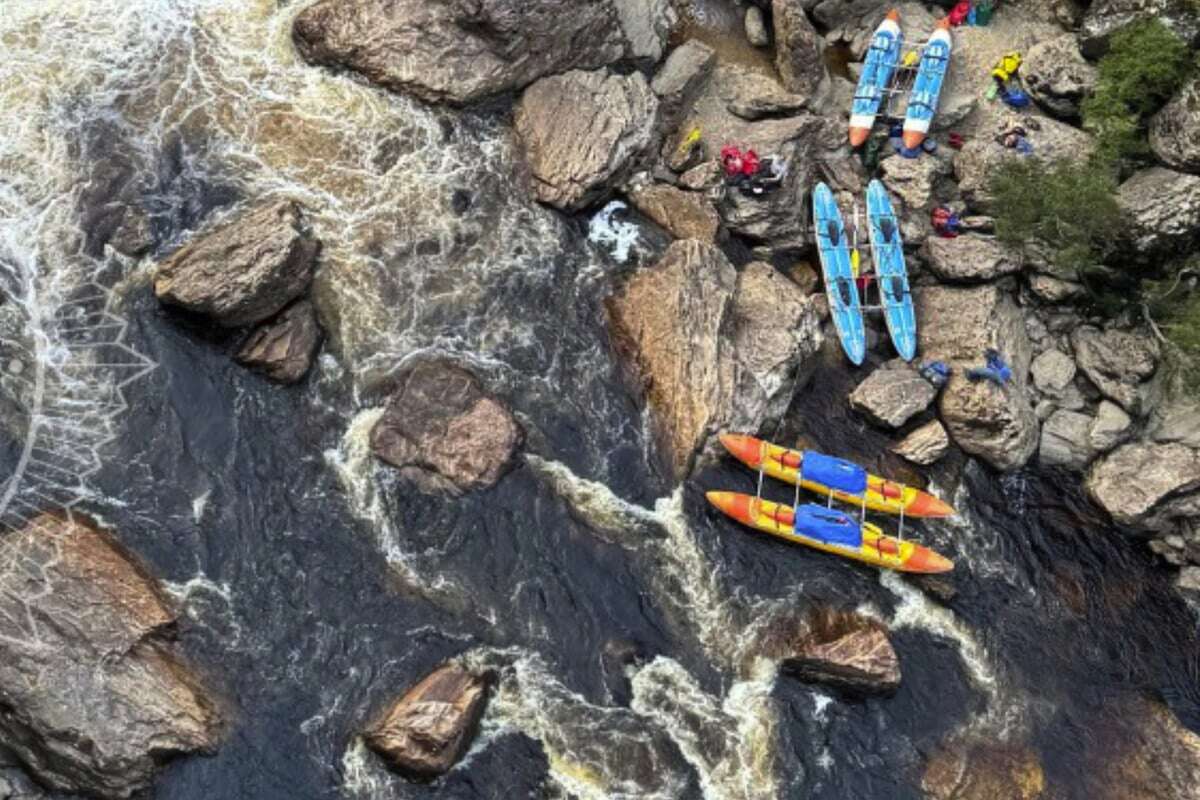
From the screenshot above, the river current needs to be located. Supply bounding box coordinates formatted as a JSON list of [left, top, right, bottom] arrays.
[[0, 1, 1197, 798]]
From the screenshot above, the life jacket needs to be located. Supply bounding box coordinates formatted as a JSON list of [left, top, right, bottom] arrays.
[[991, 51, 1022, 82], [948, 0, 971, 26], [720, 146, 761, 178]]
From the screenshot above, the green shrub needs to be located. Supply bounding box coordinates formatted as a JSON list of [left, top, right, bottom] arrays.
[[1082, 18, 1195, 167], [989, 158, 1125, 280]]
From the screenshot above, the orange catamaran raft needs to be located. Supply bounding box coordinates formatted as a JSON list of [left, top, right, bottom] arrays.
[[719, 434, 955, 518], [706, 491, 953, 573]]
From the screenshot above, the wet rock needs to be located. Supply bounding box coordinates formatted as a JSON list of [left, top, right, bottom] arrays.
[[154, 199, 320, 327], [1023, 34, 1097, 119], [773, 0, 826, 97], [1089, 400, 1133, 452], [628, 183, 720, 242], [235, 299, 324, 384], [916, 284, 1037, 471], [955, 114, 1095, 212], [364, 663, 489, 779], [780, 609, 901, 696], [651, 40, 717, 130], [923, 740, 1045, 800], [906, 572, 958, 603], [745, 6, 769, 47], [1070, 326, 1159, 416], [1150, 77, 1200, 174], [725, 72, 809, 120], [1029, 348, 1076, 397], [614, 0, 677, 63], [1118, 167, 1200, 260], [1086, 441, 1200, 528], [849, 359, 938, 429], [607, 241, 821, 479], [891, 419, 950, 465], [292, 0, 626, 106], [923, 235, 1022, 284], [1091, 699, 1200, 800], [516, 69, 659, 211], [370, 360, 524, 492], [1080, 0, 1200, 56], [0, 514, 219, 798], [1040, 409, 1096, 469]]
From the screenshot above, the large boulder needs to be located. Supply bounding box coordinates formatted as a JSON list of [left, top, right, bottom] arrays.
[[613, 0, 678, 63], [1089, 700, 1200, 800], [235, 299, 324, 384], [651, 40, 717, 131], [923, 740, 1045, 800], [779, 609, 901, 697], [628, 183, 720, 242], [1150, 77, 1200, 174], [892, 419, 951, 465], [879, 152, 954, 242], [1086, 441, 1200, 529], [364, 663, 489, 778], [1080, 0, 1200, 57], [154, 199, 320, 327], [773, 0, 826, 97], [370, 360, 524, 492], [1118, 167, 1200, 260], [516, 69, 659, 211], [1039, 408, 1096, 469], [916, 284, 1037, 470], [1070, 326, 1159, 416], [292, 0, 626, 105], [607, 242, 822, 479], [1023, 34, 1097, 119], [848, 359, 938, 429], [0, 514, 219, 798], [923, 235, 1022, 284], [955, 114, 1095, 212]]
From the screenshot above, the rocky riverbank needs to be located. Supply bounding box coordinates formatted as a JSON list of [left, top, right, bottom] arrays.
[[2, 0, 1199, 797]]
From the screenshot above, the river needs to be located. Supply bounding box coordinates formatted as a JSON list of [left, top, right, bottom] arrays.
[[0, 1, 1197, 798]]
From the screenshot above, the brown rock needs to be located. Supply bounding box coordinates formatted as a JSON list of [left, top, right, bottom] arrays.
[[773, 0, 825, 97], [0, 513, 220, 798], [154, 199, 320, 327], [1070, 326, 1159, 416], [1091, 699, 1200, 800], [628, 183, 719, 242], [515, 70, 660, 211], [365, 663, 489, 779], [292, 0, 626, 106], [923, 740, 1045, 800], [779, 608, 900, 696], [892, 419, 950, 465], [849, 359, 938, 429], [370, 360, 524, 492], [1086, 441, 1200, 528], [235, 299, 324, 384]]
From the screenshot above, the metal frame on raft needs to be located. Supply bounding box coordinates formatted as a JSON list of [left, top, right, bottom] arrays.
[[869, 30, 946, 126], [750, 440, 908, 563]]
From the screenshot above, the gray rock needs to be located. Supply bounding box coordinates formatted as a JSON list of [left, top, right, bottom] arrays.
[[923, 235, 1022, 284], [370, 361, 524, 492], [1090, 400, 1133, 452], [1040, 409, 1096, 469], [292, 0, 626, 105], [628, 183, 720, 242], [1150, 394, 1200, 448], [879, 152, 953, 242], [1071, 326, 1159, 415], [1080, 0, 1200, 57], [0, 514, 219, 798], [1150, 77, 1200, 174], [1118, 167, 1200, 259], [235, 299, 324, 384], [1086, 441, 1200, 528], [678, 160, 722, 191], [515, 70, 660, 211], [955, 114, 1095, 212], [154, 199, 320, 327], [811, 0, 890, 31], [652, 40, 717, 127], [773, 0, 826, 97], [1030, 349, 1076, 396], [891, 419, 951, 465], [607, 241, 822, 479], [614, 0, 678, 63], [1023, 35, 1097, 119], [849, 360, 938, 429], [364, 663, 489, 778], [1028, 274, 1086, 303], [1178, 566, 1200, 593], [916, 284, 1037, 471], [726, 71, 809, 120], [745, 5, 770, 47]]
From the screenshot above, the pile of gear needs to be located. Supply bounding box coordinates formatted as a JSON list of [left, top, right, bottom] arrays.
[[947, 0, 997, 26], [720, 145, 788, 196], [919, 349, 1013, 389], [989, 50, 1030, 109]]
